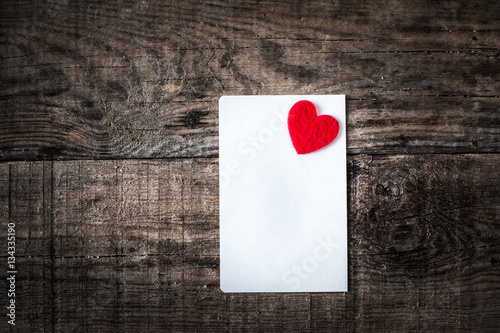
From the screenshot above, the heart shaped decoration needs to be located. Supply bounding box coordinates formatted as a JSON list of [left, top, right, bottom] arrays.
[[288, 100, 340, 154]]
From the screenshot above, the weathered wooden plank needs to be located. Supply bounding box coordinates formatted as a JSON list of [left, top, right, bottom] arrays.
[[0, 162, 53, 332], [1, 154, 499, 331], [1, 0, 500, 160], [349, 154, 500, 331]]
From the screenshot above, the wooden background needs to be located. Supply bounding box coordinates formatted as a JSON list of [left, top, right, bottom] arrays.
[[1, 0, 499, 331]]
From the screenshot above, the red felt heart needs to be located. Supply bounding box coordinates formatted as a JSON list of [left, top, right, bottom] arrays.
[[287, 100, 339, 154]]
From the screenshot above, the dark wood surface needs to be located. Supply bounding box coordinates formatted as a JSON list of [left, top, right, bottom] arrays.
[[1, 0, 499, 332]]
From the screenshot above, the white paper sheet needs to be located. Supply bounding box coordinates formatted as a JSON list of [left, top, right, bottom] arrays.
[[219, 95, 347, 292]]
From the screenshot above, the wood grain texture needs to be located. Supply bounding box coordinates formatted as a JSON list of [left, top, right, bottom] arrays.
[[1, 0, 500, 160], [1, 156, 499, 332], [1, 0, 499, 332]]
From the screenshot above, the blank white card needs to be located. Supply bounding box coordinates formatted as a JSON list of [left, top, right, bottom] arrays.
[[219, 95, 347, 292]]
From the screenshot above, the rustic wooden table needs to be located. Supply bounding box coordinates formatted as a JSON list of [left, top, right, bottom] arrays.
[[1, 0, 499, 331]]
